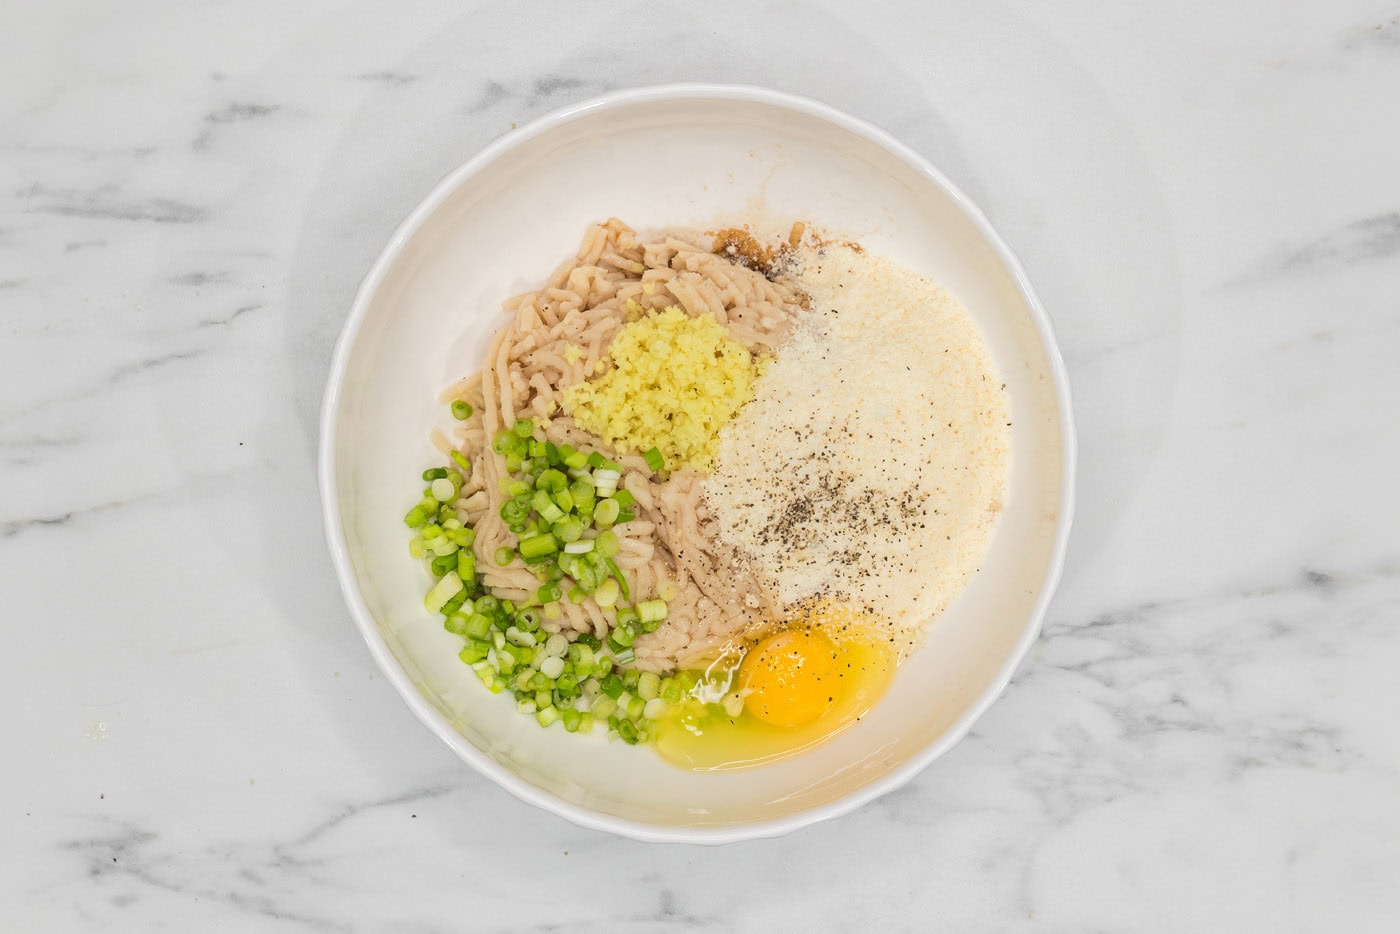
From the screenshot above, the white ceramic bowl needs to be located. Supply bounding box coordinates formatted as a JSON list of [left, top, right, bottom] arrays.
[[320, 84, 1075, 843]]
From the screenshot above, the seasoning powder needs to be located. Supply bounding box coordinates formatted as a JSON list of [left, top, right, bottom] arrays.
[[703, 246, 1011, 633]]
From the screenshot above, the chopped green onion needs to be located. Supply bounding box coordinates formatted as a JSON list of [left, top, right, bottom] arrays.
[[660, 677, 683, 704], [643, 698, 668, 720], [411, 448, 693, 744], [536, 468, 567, 492], [594, 578, 620, 608], [427, 536, 458, 557], [532, 490, 565, 524], [505, 626, 535, 648], [513, 418, 535, 439], [519, 533, 557, 560], [571, 560, 600, 592], [605, 558, 631, 603], [569, 477, 595, 507], [499, 500, 528, 525], [638, 599, 668, 624], [593, 468, 621, 496], [424, 573, 463, 613], [464, 614, 492, 640], [595, 529, 620, 558], [451, 400, 473, 420], [593, 498, 620, 526], [458, 640, 490, 664], [591, 696, 618, 720], [441, 591, 468, 617], [553, 518, 583, 543]]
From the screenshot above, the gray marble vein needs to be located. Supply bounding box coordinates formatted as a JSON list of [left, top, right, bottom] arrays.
[[1345, 15, 1400, 51], [23, 186, 209, 224], [356, 71, 420, 86], [194, 103, 282, 151], [1, 496, 138, 538], [1276, 212, 1400, 271]]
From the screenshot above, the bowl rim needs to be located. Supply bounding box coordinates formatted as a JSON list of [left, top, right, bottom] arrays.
[[318, 82, 1078, 845]]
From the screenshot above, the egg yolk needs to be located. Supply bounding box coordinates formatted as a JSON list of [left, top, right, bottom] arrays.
[[740, 629, 841, 727]]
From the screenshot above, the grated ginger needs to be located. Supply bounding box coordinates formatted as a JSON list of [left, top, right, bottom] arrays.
[[564, 306, 766, 471]]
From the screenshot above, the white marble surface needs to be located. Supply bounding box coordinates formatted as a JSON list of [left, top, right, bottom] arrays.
[[4, 0, 1398, 929]]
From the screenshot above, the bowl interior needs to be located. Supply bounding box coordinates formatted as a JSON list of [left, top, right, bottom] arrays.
[[325, 89, 1067, 838]]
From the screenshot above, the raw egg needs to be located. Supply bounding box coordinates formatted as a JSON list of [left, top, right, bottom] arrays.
[[654, 603, 899, 771]]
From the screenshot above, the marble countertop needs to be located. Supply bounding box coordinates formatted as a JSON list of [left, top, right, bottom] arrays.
[[5, 0, 1398, 929]]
